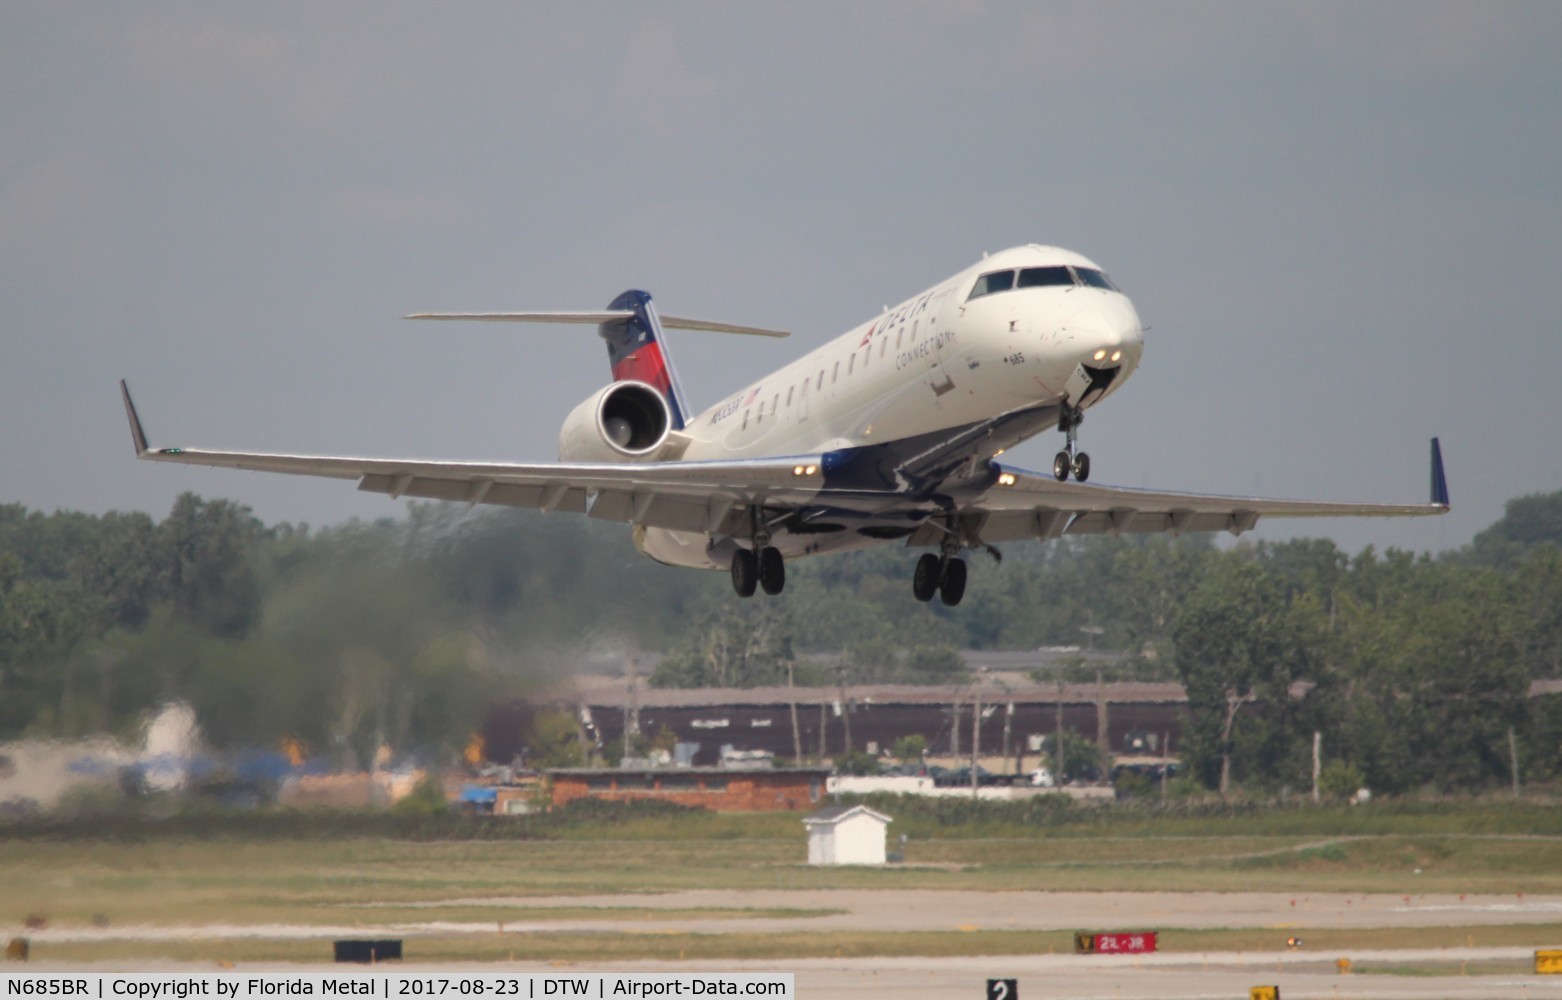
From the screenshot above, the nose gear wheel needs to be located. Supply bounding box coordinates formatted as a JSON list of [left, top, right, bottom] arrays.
[[1053, 404, 1090, 482]]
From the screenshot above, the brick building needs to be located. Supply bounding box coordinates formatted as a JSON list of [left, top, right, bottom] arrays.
[[566, 673, 1186, 769]]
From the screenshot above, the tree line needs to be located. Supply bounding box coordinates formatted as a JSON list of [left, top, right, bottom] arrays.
[[2, 489, 1561, 795]]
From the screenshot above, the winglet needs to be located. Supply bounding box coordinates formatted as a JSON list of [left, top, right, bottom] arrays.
[[1430, 437, 1449, 508], [119, 379, 150, 457]]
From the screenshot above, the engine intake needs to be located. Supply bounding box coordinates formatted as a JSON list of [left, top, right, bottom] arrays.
[[558, 381, 673, 462]]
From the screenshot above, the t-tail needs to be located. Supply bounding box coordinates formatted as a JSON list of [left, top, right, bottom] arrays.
[[602, 290, 691, 431]]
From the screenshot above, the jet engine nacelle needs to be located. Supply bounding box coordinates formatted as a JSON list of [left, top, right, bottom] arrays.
[[558, 380, 673, 462]]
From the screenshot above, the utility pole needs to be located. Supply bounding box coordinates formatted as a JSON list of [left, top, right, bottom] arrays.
[[1311, 731, 1321, 804], [1161, 731, 1171, 798], [1509, 727, 1521, 798], [625, 655, 641, 759], [1002, 701, 1013, 775], [1055, 678, 1066, 785], [970, 691, 981, 798], [787, 656, 802, 764], [834, 665, 853, 755], [951, 700, 961, 757], [1095, 666, 1110, 762]]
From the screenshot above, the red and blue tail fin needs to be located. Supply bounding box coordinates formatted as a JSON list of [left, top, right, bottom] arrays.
[[602, 290, 691, 431], [405, 293, 788, 433]]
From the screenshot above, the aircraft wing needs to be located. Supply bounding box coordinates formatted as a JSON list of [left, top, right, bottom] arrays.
[[954, 439, 1449, 543], [124, 381, 1447, 545], [120, 382, 823, 537]]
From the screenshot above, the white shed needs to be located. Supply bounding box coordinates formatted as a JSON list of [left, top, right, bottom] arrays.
[[803, 804, 892, 866]]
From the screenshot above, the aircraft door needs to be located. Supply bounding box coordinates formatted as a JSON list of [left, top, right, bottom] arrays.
[[923, 292, 956, 401]]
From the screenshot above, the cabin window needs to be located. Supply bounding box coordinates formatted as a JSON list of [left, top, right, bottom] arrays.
[[832, 361, 839, 383], [742, 409, 749, 429], [848, 354, 855, 375], [786, 386, 793, 406], [895, 330, 903, 349], [967, 269, 1016, 301], [772, 394, 779, 415], [879, 339, 887, 359], [1017, 266, 1074, 288], [817, 370, 824, 389]]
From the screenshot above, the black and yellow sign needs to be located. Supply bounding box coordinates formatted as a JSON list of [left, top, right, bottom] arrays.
[[985, 979, 1017, 1000], [1536, 949, 1562, 974], [1073, 932, 1094, 954], [1249, 988, 1279, 1000]]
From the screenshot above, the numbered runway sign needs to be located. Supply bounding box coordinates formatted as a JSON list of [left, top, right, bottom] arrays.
[[986, 978, 1018, 1000]]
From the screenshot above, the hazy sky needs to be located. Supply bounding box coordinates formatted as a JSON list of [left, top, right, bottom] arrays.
[[5, 3, 1560, 557]]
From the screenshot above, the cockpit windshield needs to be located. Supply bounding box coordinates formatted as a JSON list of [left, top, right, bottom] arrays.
[[1074, 267, 1118, 291], [967, 264, 1120, 301], [968, 270, 1015, 299], [1017, 266, 1074, 288]]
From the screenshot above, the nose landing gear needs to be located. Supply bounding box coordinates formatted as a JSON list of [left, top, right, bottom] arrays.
[[1053, 404, 1090, 482]]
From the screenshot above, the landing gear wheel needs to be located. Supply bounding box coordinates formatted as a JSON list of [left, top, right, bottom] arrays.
[[912, 553, 941, 602], [759, 546, 786, 595], [939, 557, 968, 607], [1054, 451, 1072, 482], [1071, 451, 1090, 482], [730, 548, 757, 598]]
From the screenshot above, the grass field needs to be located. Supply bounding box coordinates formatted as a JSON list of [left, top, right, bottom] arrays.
[[7, 799, 1562, 966]]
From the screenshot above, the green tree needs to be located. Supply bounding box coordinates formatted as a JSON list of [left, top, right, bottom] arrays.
[[1173, 555, 1311, 796], [650, 601, 796, 688], [1470, 490, 1562, 567], [159, 493, 266, 637], [893, 734, 927, 763], [529, 710, 588, 768]]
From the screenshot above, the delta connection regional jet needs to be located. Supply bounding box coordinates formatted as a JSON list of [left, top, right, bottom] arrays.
[[120, 245, 1449, 607]]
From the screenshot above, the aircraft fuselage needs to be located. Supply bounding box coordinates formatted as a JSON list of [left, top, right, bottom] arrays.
[[637, 245, 1145, 569]]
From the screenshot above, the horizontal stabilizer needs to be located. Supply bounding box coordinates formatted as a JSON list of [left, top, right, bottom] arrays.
[[406, 311, 788, 338]]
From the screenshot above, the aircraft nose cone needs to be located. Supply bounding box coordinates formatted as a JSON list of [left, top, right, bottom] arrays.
[[1066, 309, 1133, 367]]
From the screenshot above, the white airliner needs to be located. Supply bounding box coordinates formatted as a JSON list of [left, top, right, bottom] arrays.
[[120, 244, 1448, 606]]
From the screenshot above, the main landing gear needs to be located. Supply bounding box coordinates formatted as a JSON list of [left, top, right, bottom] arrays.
[[731, 509, 785, 598], [912, 536, 968, 607], [1053, 403, 1090, 482]]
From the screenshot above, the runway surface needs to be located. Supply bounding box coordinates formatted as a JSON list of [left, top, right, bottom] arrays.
[[348, 888, 1562, 933], [20, 890, 1562, 999], [23, 952, 1562, 1000]]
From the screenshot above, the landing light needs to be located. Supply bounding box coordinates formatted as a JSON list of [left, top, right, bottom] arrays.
[[1093, 349, 1107, 361], [1111, 350, 1122, 362], [997, 473, 1017, 487], [792, 465, 818, 477]]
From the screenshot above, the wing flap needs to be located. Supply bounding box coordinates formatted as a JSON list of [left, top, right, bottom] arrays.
[[968, 443, 1447, 541]]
